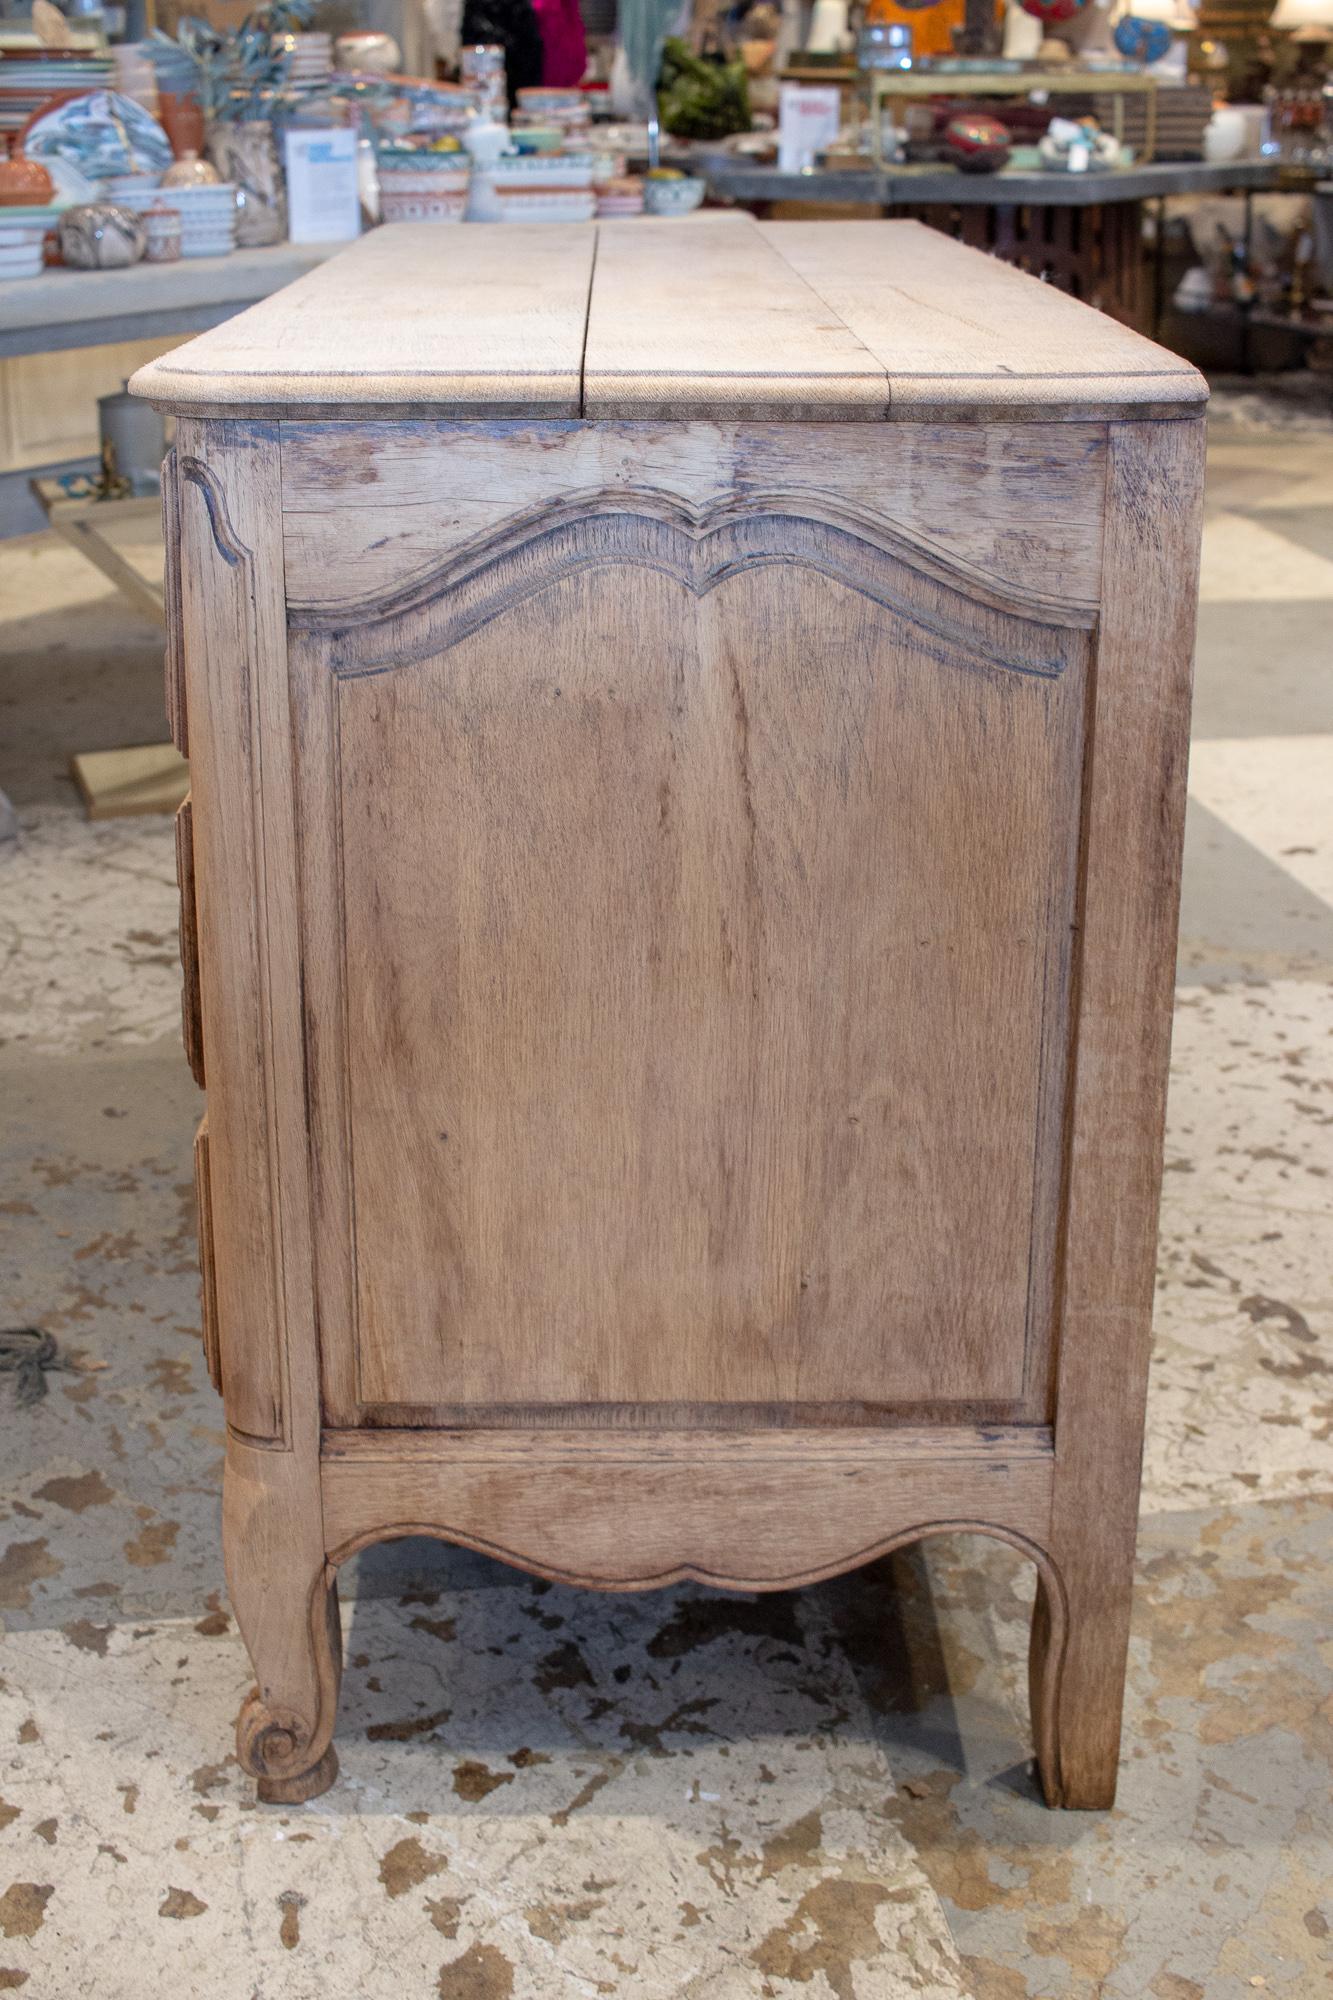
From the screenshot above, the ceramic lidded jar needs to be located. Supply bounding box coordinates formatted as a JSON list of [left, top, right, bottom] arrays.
[[205, 122, 285, 246], [0, 144, 54, 208], [142, 199, 183, 263], [163, 149, 221, 189], [942, 114, 1013, 173], [59, 202, 145, 270]]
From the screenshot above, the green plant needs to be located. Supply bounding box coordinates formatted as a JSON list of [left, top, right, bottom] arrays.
[[151, 0, 313, 124], [656, 37, 751, 142]]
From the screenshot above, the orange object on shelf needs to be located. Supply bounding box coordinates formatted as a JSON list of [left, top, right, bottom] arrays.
[[865, 0, 973, 59]]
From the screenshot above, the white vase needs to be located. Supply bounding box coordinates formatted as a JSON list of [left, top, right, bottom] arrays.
[[806, 0, 850, 55], [206, 121, 286, 247]]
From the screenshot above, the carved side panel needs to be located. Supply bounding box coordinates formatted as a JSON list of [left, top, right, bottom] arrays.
[[161, 445, 187, 757], [176, 429, 288, 1445], [290, 469, 1090, 1428]]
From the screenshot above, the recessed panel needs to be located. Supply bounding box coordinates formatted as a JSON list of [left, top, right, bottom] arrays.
[[314, 540, 1084, 1416]]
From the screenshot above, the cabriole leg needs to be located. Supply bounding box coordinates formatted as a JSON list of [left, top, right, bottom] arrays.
[[1028, 1539, 1134, 1810], [224, 1434, 342, 1804]]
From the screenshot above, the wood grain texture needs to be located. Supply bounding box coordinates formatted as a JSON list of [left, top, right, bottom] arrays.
[[131, 217, 1202, 425], [161, 445, 187, 756], [287, 464, 1088, 1424], [1032, 416, 1206, 1809], [226, 1432, 342, 1799], [192, 1116, 221, 1395], [319, 1425, 1055, 1590], [177, 419, 334, 1801], [279, 420, 1107, 623], [164, 351, 1203, 1801], [133, 224, 596, 419], [761, 222, 1208, 419], [583, 216, 889, 422], [174, 796, 204, 1090], [177, 434, 285, 1444]]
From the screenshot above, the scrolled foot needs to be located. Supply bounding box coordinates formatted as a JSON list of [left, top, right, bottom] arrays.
[[237, 1691, 338, 1805], [256, 1744, 339, 1805]]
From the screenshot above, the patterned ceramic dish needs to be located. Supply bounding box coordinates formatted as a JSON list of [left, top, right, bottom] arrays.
[[0, 53, 114, 138], [110, 185, 237, 255], [109, 182, 240, 258], [642, 175, 706, 217], [490, 153, 595, 190], [380, 187, 468, 223], [509, 126, 565, 153], [493, 187, 596, 223], [379, 166, 470, 196], [111, 183, 238, 218], [24, 88, 173, 183], [515, 88, 585, 121]]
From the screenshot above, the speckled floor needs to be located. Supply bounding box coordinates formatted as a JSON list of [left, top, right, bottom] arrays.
[[0, 426, 1330, 2000]]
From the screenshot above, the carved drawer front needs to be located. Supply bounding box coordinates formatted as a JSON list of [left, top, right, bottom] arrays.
[[289, 433, 1095, 1432], [174, 795, 205, 1088], [193, 1116, 222, 1395]]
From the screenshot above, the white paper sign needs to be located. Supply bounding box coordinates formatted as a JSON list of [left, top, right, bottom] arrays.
[[283, 127, 362, 244], [777, 85, 841, 173]]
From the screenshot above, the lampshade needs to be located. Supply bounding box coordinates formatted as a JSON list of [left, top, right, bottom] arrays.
[[1269, 0, 1333, 35], [1126, 0, 1199, 26]]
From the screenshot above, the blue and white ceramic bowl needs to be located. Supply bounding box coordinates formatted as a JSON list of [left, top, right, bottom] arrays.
[[642, 175, 705, 217]]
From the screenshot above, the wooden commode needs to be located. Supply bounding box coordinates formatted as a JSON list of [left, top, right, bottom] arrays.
[[133, 215, 1206, 1808]]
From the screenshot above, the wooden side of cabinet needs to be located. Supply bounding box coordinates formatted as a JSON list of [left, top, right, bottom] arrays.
[[161, 445, 187, 757], [172, 404, 1203, 1814], [193, 1116, 222, 1394], [173, 419, 320, 1452], [174, 796, 205, 1089], [282, 418, 1101, 1433]]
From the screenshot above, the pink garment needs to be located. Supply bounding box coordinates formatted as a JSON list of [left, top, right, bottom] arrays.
[[532, 0, 587, 85]]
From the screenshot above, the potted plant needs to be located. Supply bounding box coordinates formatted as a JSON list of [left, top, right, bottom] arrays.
[[151, 0, 311, 245]]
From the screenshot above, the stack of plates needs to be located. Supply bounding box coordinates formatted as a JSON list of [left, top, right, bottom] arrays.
[[111, 180, 238, 258], [490, 153, 595, 191], [0, 50, 114, 135], [145, 41, 200, 100], [596, 176, 644, 218], [379, 155, 470, 224], [0, 202, 59, 278], [285, 33, 332, 88], [495, 187, 596, 223]]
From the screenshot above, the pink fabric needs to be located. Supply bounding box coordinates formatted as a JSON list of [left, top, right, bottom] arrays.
[[532, 0, 587, 86]]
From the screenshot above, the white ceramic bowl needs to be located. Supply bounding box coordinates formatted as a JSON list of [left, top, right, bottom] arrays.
[[642, 176, 705, 217]]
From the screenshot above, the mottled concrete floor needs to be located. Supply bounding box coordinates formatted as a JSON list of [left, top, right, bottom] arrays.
[[1, 428, 1330, 1999]]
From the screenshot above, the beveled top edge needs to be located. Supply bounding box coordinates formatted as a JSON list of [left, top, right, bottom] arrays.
[[131, 213, 1207, 420]]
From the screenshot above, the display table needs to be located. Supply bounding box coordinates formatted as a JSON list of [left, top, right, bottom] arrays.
[[133, 215, 1205, 1811], [0, 242, 342, 362], [702, 159, 1280, 333]]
